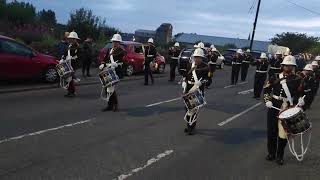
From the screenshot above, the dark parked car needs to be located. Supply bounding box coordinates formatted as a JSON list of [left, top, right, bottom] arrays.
[[178, 49, 193, 75], [223, 49, 237, 65], [0, 35, 59, 82]]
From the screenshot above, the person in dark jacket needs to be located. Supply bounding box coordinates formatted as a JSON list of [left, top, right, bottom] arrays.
[[268, 51, 283, 79], [168, 42, 181, 82], [144, 38, 157, 85], [297, 64, 315, 110], [82, 37, 93, 77], [241, 49, 253, 81], [252, 53, 269, 99], [57, 32, 70, 59], [206, 46, 219, 88], [99, 34, 126, 112], [231, 49, 243, 85]]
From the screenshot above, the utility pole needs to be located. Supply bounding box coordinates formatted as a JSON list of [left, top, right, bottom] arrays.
[[249, 0, 262, 51]]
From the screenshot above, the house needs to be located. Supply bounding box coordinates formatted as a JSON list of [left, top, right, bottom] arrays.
[[175, 33, 270, 52], [134, 23, 173, 45]]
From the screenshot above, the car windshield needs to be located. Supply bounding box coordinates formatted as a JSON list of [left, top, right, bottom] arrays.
[[181, 51, 192, 57]]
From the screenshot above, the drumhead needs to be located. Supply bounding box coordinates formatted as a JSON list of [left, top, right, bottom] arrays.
[[279, 107, 302, 119]]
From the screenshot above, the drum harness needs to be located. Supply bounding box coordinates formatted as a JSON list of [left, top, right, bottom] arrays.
[[100, 48, 122, 102], [271, 73, 312, 161], [58, 50, 74, 89], [182, 62, 206, 126]]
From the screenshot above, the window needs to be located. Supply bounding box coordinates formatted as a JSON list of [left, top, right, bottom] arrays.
[[134, 45, 143, 54], [0, 39, 33, 56]]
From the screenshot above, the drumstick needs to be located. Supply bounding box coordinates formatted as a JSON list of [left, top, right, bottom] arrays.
[[271, 106, 281, 111]]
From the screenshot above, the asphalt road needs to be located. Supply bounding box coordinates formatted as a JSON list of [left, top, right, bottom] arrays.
[[0, 66, 319, 180]]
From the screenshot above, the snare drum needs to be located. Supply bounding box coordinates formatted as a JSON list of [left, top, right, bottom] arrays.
[[278, 107, 311, 135], [183, 89, 206, 111], [56, 61, 73, 77], [99, 68, 120, 87]]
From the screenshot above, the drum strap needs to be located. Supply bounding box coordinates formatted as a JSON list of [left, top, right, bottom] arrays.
[[191, 62, 199, 82], [110, 48, 115, 64], [279, 73, 294, 106]]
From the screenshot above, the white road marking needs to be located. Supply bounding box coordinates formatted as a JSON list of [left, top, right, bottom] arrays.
[[224, 85, 235, 89], [238, 81, 248, 85], [113, 150, 174, 180], [146, 98, 181, 107], [218, 103, 262, 126], [0, 118, 94, 144], [238, 89, 254, 95]]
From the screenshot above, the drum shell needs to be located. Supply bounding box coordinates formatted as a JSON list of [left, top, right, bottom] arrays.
[[279, 109, 311, 135]]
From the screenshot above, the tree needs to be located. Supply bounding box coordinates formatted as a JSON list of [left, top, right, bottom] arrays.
[[38, 9, 56, 26], [271, 32, 319, 54], [0, 0, 6, 19], [67, 8, 107, 40], [5, 1, 36, 24]]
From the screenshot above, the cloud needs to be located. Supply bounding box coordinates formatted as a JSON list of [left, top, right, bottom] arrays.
[[263, 18, 320, 29]]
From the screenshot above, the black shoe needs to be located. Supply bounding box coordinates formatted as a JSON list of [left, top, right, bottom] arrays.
[[265, 154, 275, 161], [102, 107, 112, 112], [87, 74, 92, 77], [168, 80, 174, 82], [276, 158, 284, 165], [64, 93, 75, 98], [144, 83, 148, 86], [184, 128, 188, 133]]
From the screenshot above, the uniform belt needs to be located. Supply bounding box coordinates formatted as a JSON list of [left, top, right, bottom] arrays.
[[270, 67, 281, 70], [256, 70, 267, 73], [232, 62, 242, 65], [187, 81, 195, 84], [171, 57, 179, 60], [272, 95, 288, 101], [208, 62, 216, 65], [242, 61, 250, 63], [147, 55, 154, 58], [304, 89, 312, 93]]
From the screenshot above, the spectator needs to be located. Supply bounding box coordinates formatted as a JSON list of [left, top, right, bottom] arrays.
[[82, 37, 93, 77], [56, 32, 70, 59]]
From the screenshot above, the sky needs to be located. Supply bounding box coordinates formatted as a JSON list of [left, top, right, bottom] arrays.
[[15, 0, 320, 41]]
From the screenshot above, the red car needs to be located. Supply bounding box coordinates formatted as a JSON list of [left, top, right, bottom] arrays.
[[98, 41, 165, 76], [0, 35, 59, 82]]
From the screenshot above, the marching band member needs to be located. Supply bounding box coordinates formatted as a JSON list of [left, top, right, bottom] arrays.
[[313, 56, 320, 94], [231, 49, 243, 85], [268, 51, 283, 79], [168, 42, 181, 82], [144, 38, 157, 85], [62, 31, 80, 97], [206, 46, 219, 88], [264, 55, 304, 165], [252, 53, 269, 99], [298, 64, 315, 110], [182, 48, 208, 135], [241, 49, 253, 82], [99, 33, 126, 112]]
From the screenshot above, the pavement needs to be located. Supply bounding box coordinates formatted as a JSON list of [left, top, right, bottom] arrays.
[[0, 66, 319, 180], [0, 67, 166, 94]]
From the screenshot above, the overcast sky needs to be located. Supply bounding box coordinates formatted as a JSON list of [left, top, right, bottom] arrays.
[[17, 0, 320, 41]]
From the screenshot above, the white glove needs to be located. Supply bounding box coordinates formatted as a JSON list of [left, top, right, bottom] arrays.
[[99, 64, 105, 70], [265, 101, 273, 108], [297, 97, 305, 107], [59, 59, 64, 64], [111, 62, 118, 68], [195, 81, 202, 87], [182, 82, 187, 89]]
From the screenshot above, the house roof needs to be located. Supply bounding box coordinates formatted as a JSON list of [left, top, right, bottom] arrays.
[[175, 33, 270, 52]]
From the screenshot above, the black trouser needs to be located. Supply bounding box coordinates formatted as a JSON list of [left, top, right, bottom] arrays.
[[106, 90, 118, 109], [82, 60, 91, 75], [231, 64, 241, 85], [170, 59, 178, 81], [303, 91, 313, 110], [241, 63, 249, 81], [144, 62, 154, 84], [268, 69, 280, 80], [253, 72, 267, 98], [267, 100, 287, 159]]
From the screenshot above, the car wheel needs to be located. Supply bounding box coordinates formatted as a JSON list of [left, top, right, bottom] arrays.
[[220, 62, 224, 69], [44, 66, 58, 83], [158, 64, 165, 73], [126, 64, 134, 76]]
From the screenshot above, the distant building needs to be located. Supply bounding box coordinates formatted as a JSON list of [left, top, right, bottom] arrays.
[[155, 23, 173, 45], [134, 23, 173, 45], [175, 33, 270, 52], [134, 29, 156, 43]]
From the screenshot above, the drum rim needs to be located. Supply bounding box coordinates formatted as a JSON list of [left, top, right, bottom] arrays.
[[278, 107, 303, 119]]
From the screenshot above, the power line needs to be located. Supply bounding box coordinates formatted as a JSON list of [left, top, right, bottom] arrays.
[[248, 0, 257, 14], [285, 0, 320, 16]]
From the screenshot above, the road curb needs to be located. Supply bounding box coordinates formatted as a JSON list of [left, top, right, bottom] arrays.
[[0, 75, 167, 94]]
